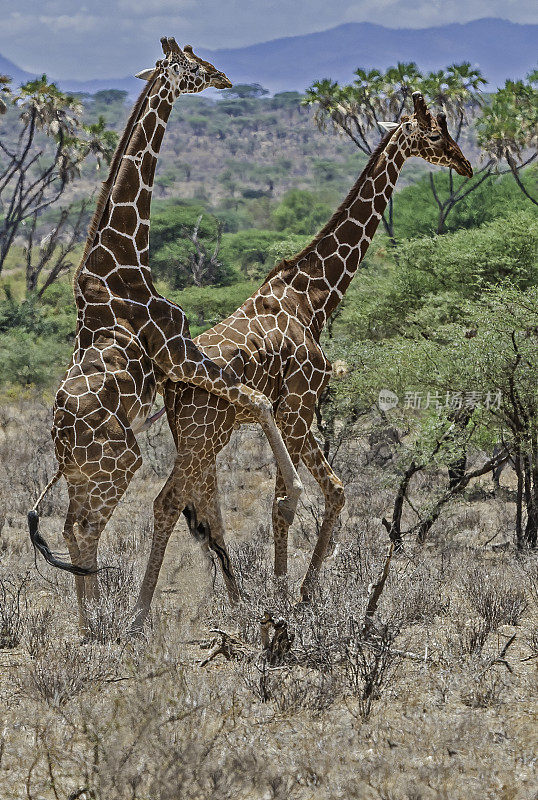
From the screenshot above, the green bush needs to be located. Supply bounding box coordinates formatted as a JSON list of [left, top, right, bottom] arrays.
[[272, 189, 333, 235], [0, 329, 71, 387], [336, 210, 538, 342], [168, 281, 257, 337], [394, 166, 538, 239], [150, 201, 236, 288], [396, 210, 538, 299]]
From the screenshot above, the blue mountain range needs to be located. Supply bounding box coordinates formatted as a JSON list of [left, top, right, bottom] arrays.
[[1, 18, 536, 95]]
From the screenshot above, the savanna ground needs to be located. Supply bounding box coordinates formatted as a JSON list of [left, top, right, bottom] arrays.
[[0, 398, 536, 800]]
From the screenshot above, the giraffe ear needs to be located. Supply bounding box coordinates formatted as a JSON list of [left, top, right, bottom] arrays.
[[379, 121, 399, 132], [135, 68, 155, 81]]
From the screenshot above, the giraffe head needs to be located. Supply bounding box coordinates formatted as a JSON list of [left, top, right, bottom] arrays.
[[381, 91, 473, 177], [135, 37, 232, 95]]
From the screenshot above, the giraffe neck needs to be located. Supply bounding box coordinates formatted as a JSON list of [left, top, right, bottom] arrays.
[[274, 129, 410, 336], [76, 72, 206, 296]]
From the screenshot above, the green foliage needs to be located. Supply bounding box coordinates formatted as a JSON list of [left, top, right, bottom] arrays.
[[396, 210, 538, 299], [332, 283, 538, 473], [92, 89, 128, 106], [0, 330, 71, 388], [0, 283, 75, 339], [0, 282, 75, 386], [304, 61, 485, 153], [266, 234, 311, 265], [477, 74, 538, 161], [272, 189, 333, 235], [150, 201, 235, 289], [337, 210, 538, 342], [187, 116, 209, 135], [167, 281, 256, 337], [219, 229, 288, 278], [84, 89, 129, 127], [221, 84, 269, 100]]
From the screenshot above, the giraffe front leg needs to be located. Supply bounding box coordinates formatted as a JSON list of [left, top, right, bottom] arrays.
[[272, 438, 303, 580], [272, 468, 289, 578], [299, 432, 345, 602]]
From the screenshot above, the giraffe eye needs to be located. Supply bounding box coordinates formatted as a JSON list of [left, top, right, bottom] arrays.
[[429, 134, 441, 141], [172, 63, 180, 74]]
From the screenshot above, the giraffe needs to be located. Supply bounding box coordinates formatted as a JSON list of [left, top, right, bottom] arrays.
[[130, 92, 473, 628], [28, 37, 302, 635]]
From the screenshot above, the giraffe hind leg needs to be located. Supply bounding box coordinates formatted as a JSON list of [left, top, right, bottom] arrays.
[[187, 476, 241, 604]]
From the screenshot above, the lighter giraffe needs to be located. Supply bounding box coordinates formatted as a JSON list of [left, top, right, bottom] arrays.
[[130, 92, 473, 626], [28, 38, 301, 635]]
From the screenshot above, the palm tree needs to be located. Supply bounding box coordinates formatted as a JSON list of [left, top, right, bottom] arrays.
[[477, 74, 538, 206]]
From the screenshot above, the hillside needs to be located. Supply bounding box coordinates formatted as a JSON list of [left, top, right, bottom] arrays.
[[201, 18, 538, 92], [1, 18, 536, 95]]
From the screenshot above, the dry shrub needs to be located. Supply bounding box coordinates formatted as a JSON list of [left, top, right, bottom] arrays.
[[454, 616, 491, 657], [461, 671, 506, 709], [386, 558, 450, 626], [207, 529, 404, 719], [342, 620, 403, 720], [517, 553, 538, 610], [526, 625, 538, 661], [14, 639, 122, 707], [243, 660, 341, 713], [23, 606, 55, 659], [11, 633, 291, 800], [0, 573, 29, 649], [463, 565, 527, 629]]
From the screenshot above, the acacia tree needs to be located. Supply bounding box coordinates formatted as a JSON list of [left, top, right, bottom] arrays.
[[477, 73, 538, 206], [332, 281, 538, 549], [0, 75, 117, 280], [304, 62, 491, 239]]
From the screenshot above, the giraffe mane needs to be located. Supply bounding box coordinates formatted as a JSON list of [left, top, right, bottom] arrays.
[[263, 129, 394, 284], [73, 69, 160, 286]]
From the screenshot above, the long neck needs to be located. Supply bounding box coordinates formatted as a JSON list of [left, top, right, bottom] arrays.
[[273, 129, 410, 335], [76, 76, 174, 290]]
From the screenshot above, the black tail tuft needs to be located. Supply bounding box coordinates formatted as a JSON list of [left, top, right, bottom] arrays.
[[182, 503, 207, 542], [28, 510, 95, 577], [182, 504, 233, 583]]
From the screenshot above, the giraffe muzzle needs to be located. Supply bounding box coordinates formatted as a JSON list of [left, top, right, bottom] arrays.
[[455, 158, 473, 179]]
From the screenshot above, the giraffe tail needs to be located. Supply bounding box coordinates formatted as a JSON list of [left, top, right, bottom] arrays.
[[28, 471, 95, 577], [182, 503, 233, 584]]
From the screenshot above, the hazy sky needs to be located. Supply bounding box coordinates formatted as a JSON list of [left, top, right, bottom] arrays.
[[2, 0, 537, 79]]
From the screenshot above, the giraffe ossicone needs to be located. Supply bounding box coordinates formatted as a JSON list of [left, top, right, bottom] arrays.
[[130, 90, 474, 627], [28, 37, 302, 636]]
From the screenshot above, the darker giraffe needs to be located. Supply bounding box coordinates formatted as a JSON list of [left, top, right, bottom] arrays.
[[28, 38, 301, 635]]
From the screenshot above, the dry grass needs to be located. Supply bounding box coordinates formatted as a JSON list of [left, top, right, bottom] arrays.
[[0, 398, 537, 799]]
